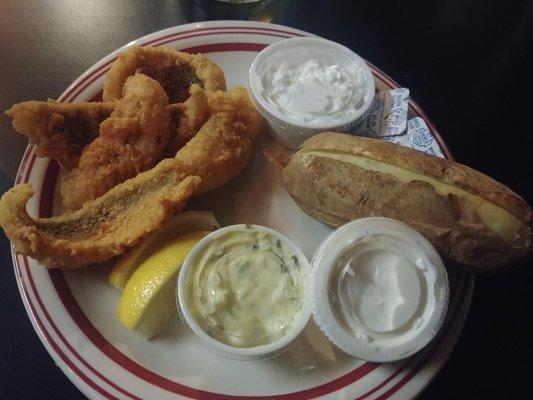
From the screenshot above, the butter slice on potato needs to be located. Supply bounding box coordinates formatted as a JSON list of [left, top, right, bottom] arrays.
[[281, 132, 531, 271]]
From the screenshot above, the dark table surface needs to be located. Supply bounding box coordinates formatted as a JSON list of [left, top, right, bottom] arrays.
[[1, 0, 532, 399]]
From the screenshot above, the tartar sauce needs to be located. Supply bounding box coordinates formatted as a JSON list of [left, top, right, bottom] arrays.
[[184, 226, 305, 348], [259, 59, 368, 125]]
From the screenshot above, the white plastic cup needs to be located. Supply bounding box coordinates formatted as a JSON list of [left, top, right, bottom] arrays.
[[176, 224, 312, 361], [249, 37, 375, 149], [311, 217, 449, 362]]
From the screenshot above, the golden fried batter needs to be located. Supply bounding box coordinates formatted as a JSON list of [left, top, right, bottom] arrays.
[[0, 86, 262, 269], [102, 46, 226, 103], [5, 85, 209, 172], [174, 86, 263, 195], [5, 101, 114, 170], [0, 166, 200, 269], [164, 84, 209, 157], [60, 73, 171, 210]]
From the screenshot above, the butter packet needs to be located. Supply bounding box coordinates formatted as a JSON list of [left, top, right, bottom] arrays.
[[351, 88, 409, 138], [385, 117, 445, 158]]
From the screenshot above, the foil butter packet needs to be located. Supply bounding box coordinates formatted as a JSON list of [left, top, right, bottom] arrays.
[[349, 87, 444, 159], [385, 117, 445, 158], [351, 88, 410, 138]]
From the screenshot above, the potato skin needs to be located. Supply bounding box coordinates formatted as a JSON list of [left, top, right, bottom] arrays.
[[281, 133, 531, 272]]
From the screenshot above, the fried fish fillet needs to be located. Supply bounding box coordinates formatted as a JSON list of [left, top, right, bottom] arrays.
[[5, 101, 114, 170], [6, 84, 209, 174], [164, 84, 209, 157], [60, 73, 171, 210], [0, 86, 262, 269], [0, 167, 200, 269], [103, 46, 226, 103], [176, 86, 263, 194]]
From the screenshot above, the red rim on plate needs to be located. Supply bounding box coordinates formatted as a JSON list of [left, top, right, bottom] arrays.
[[11, 23, 472, 400]]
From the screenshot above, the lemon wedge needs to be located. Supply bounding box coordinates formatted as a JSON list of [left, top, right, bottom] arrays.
[[109, 211, 219, 290], [117, 230, 210, 339]]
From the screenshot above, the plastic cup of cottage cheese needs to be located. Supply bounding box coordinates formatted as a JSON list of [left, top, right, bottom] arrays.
[[311, 218, 449, 362], [249, 37, 375, 149]]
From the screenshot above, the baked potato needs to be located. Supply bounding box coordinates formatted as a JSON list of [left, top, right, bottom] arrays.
[[281, 132, 531, 272]]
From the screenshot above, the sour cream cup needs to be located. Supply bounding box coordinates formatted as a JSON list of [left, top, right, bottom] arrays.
[[176, 224, 312, 361], [249, 37, 375, 149], [311, 217, 449, 362]]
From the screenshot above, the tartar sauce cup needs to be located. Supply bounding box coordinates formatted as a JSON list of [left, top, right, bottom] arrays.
[[249, 37, 375, 149], [311, 217, 449, 362], [176, 224, 312, 361]]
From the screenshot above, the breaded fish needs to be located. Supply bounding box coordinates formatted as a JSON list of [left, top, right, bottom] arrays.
[[0, 86, 262, 269], [60, 73, 171, 210], [164, 84, 209, 157], [175, 86, 263, 195], [103, 46, 226, 103], [0, 166, 200, 269], [5, 101, 114, 170], [5, 84, 209, 173]]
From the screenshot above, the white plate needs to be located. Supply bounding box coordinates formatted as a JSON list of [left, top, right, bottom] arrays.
[[11, 20, 474, 400]]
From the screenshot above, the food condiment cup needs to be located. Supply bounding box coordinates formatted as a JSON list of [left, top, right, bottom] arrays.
[[249, 37, 375, 149], [311, 217, 449, 362], [176, 224, 312, 361]]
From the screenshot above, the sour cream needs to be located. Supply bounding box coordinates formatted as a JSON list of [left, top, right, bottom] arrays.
[[312, 218, 449, 362], [177, 224, 312, 359], [260, 59, 368, 125], [331, 238, 422, 334]]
